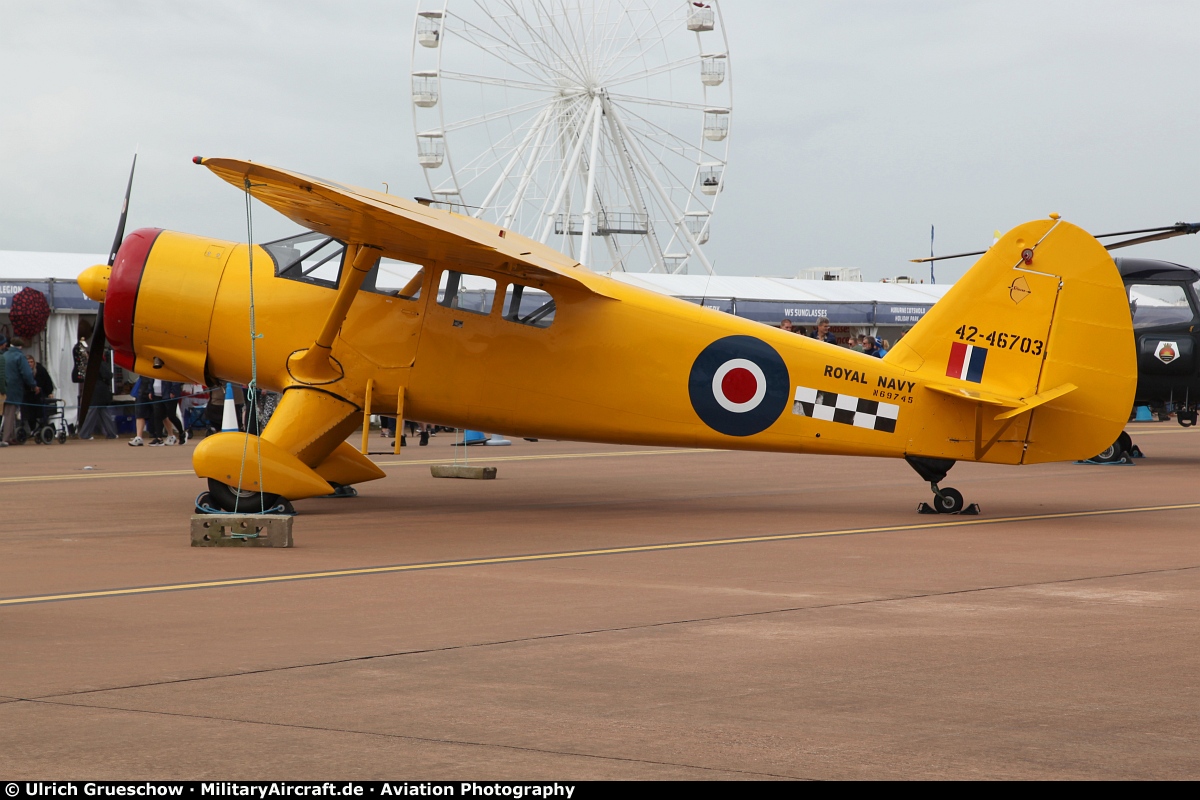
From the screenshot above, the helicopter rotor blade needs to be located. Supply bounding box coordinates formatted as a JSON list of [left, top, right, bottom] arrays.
[[910, 222, 1200, 263]]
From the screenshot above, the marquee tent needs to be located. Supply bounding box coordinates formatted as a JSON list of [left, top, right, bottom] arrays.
[[0, 251, 104, 423]]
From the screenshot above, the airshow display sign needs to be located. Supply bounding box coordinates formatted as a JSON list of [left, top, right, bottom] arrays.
[[682, 298, 933, 326], [0, 280, 97, 311]]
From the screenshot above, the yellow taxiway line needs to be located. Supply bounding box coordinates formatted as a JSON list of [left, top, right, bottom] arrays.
[[3, 500, 1198, 608], [0, 448, 720, 486]]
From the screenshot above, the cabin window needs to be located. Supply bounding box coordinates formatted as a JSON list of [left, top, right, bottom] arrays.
[[262, 231, 345, 289], [502, 283, 556, 328], [364, 257, 424, 300], [437, 270, 496, 314], [1128, 284, 1195, 329]]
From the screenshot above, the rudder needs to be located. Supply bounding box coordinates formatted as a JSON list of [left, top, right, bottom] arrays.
[[885, 218, 1135, 463]]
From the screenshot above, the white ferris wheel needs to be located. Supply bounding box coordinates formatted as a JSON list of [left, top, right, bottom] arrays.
[[410, 1, 732, 274]]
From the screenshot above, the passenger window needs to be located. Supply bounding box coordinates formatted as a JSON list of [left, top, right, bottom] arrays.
[[365, 257, 424, 300], [502, 283, 556, 328], [1128, 284, 1194, 329], [263, 231, 345, 289], [437, 270, 496, 315]]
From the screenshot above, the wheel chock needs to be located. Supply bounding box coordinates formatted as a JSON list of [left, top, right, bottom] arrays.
[[431, 464, 497, 480], [917, 502, 981, 516], [190, 514, 293, 547], [1073, 455, 1135, 466]]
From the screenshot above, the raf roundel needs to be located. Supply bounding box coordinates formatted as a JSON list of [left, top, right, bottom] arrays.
[[689, 336, 791, 436]]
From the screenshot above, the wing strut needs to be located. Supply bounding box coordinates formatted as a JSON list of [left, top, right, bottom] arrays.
[[286, 243, 381, 386]]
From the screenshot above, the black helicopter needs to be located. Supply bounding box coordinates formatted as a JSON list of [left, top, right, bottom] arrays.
[[915, 221, 1200, 462]]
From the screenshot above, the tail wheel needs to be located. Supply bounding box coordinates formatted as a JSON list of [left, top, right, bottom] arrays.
[[935, 487, 965, 514], [205, 478, 280, 513]]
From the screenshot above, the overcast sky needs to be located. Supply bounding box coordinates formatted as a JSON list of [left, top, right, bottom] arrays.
[[2, 1, 1198, 282]]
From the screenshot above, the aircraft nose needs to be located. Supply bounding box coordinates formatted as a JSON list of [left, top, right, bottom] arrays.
[[78, 264, 112, 302]]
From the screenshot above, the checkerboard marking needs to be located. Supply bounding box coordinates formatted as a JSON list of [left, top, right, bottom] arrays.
[[792, 386, 899, 433]]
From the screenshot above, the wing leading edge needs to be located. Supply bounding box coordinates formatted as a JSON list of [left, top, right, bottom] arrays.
[[199, 157, 618, 299]]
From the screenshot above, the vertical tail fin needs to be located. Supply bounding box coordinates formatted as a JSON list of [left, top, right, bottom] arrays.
[[885, 218, 1135, 463]]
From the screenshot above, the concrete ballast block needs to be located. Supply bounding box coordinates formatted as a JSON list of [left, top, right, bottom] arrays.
[[190, 515, 294, 547], [430, 464, 497, 480]]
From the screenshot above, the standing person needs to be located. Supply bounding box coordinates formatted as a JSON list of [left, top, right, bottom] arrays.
[[3, 337, 39, 444], [809, 317, 837, 345], [0, 336, 7, 447], [152, 380, 185, 445], [72, 335, 89, 423], [128, 377, 155, 446], [78, 352, 118, 440], [779, 319, 793, 332], [863, 335, 882, 358], [24, 355, 55, 430], [178, 383, 208, 433], [203, 383, 224, 435]]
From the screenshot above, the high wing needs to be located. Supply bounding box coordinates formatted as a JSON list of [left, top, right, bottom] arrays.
[[199, 157, 618, 299]]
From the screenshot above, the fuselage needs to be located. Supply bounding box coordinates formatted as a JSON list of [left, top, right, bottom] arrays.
[[111, 228, 1007, 465]]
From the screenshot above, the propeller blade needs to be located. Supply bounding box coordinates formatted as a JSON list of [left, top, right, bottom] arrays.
[[82, 153, 137, 422], [108, 153, 137, 267], [77, 306, 107, 422]]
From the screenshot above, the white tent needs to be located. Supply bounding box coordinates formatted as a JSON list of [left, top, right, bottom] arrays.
[[606, 273, 952, 329], [0, 250, 105, 423]]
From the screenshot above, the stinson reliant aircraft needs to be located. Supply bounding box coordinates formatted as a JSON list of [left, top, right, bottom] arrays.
[[77, 158, 1136, 514]]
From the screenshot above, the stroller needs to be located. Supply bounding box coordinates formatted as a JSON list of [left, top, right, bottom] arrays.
[[16, 398, 69, 445]]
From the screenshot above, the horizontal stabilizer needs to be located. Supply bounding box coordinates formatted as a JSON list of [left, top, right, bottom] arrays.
[[926, 381, 1077, 419]]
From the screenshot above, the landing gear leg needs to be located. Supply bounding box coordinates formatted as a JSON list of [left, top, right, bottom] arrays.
[[906, 456, 981, 515]]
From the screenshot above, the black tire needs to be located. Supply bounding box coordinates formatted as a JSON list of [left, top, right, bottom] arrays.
[[205, 478, 280, 513], [38, 427, 55, 445], [1117, 431, 1133, 455], [56, 431, 67, 444], [935, 487, 965, 514], [14, 426, 28, 444], [1092, 442, 1122, 463]]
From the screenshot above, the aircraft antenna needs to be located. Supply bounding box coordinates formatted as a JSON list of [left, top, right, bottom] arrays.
[[408, 0, 732, 274]]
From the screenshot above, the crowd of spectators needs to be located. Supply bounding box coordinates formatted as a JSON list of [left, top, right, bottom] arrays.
[[775, 316, 897, 357]]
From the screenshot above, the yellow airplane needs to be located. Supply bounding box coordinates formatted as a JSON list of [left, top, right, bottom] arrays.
[[77, 158, 1136, 514]]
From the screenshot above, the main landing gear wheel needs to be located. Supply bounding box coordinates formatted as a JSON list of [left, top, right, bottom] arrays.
[[1083, 430, 1140, 464], [205, 478, 281, 513]]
